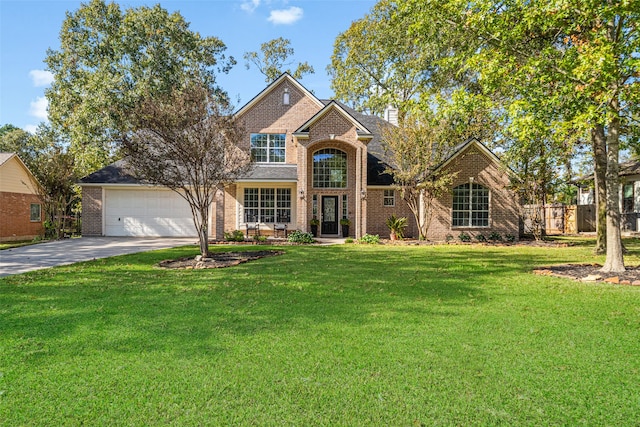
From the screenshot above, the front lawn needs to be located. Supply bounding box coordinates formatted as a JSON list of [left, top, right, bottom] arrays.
[[1, 240, 639, 425]]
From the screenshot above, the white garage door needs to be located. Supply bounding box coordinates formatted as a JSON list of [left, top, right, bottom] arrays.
[[105, 189, 197, 237]]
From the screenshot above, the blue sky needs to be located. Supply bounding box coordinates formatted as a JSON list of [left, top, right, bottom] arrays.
[[0, 0, 376, 133]]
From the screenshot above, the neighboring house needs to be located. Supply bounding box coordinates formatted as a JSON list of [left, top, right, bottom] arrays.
[[0, 152, 44, 242], [79, 74, 519, 240], [578, 160, 640, 231]]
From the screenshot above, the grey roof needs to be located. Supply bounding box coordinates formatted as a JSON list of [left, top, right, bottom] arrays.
[[620, 160, 640, 176], [79, 159, 140, 184], [239, 164, 297, 181], [80, 159, 298, 185], [0, 152, 15, 166]]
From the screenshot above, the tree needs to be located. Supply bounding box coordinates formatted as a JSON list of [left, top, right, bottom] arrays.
[[121, 82, 251, 257], [45, 0, 235, 172], [328, 0, 433, 119], [403, 0, 639, 272], [244, 37, 314, 83], [381, 110, 460, 240]]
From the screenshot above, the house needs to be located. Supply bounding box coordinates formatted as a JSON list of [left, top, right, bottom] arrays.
[[79, 74, 519, 241], [577, 160, 640, 232], [0, 152, 44, 242]]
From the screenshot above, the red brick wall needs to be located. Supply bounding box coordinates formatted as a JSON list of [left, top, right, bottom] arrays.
[[365, 144, 519, 241], [237, 79, 322, 163], [81, 186, 103, 236], [0, 191, 44, 241], [366, 189, 419, 238], [428, 145, 519, 241]]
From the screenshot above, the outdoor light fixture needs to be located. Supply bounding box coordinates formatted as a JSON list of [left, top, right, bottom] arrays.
[[299, 189, 305, 199], [361, 189, 367, 200]]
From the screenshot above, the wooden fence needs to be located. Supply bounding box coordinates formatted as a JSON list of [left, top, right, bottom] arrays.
[[522, 204, 596, 235]]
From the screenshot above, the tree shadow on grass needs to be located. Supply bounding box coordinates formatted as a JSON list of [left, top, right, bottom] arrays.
[[0, 243, 593, 361]]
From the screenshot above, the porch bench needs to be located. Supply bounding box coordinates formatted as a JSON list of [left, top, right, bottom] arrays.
[[273, 223, 288, 238], [245, 222, 260, 238]]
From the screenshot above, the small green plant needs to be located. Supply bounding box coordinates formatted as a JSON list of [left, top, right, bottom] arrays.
[[340, 218, 351, 226], [386, 214, 407, 240], [287, 230, 315, 244], [505, 234, 516, 243], [475, 234, 487, 242], [253, 235, 267, 243], [358, 233, 380, 244], [488, 231, 503, 242], [445, 234, 454, 242], [310, 217, 320, 226], [344, 237, 354, 244], [224, 230, 245, 242], [458, 232, 471, 242]]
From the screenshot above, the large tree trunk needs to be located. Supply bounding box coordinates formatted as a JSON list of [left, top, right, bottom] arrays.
[[601, 112, 625, 273], [592, 125, 607, 254]]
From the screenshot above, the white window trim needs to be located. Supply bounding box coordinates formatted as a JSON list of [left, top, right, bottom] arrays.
[[451, 184, 491, 228], [30, 203, 41, 222], [383, 189, 395, 207], [250, 133, 286, 164]]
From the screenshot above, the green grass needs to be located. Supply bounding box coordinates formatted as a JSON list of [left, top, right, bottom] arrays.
[[0, 239, 45, 250], [1, 240, 640, 425]]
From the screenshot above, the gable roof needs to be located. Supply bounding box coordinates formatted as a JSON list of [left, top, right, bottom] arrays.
[[293, 101, 373, 140], [433, 137, 505, 174], [79, 159, 140, 185], [234, 72, 324, 118], [0, 152, 15, 166]]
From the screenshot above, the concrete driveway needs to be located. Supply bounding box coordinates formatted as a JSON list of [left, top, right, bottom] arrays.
[[0, 237, 196, 277]]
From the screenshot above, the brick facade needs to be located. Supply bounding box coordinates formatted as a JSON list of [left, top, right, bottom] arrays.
[[81, 186, 103, 236], [0, 191, 44, 242], [427, 145, 519, 241], [80, 75, 518, 241]]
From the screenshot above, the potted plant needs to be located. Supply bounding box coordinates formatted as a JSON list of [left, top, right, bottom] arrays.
[[340, 217, 351, 237], [310, 217, 320, 237], [386, 214, 407, 241]]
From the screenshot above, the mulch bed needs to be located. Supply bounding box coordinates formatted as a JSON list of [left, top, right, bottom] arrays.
[[158, 250, 284, 269], [534, 264, 640, 285]]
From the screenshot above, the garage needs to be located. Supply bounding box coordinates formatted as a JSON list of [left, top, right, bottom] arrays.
[[104, 188, 198, 237]]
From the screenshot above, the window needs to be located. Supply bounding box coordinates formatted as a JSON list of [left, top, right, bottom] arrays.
[[342, 194, 348, 219], [313, 148, 347, 188], [244, 188, 291, 223], [623, 183, 634, 212], [251, 134, 286, 163], [452, 183, 489, 227], [383, 190, 395, 207], [30, 203, 41, 222]]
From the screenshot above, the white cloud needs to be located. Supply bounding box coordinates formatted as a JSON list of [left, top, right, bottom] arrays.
[[267, 6, 303, 25], [29, 96, 49, 121], [29, 70, 54, 87], [23, 124, 38, 134], [241, 0, 261, 12]]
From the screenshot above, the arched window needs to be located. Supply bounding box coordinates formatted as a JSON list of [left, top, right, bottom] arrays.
[[452, 183, 490, 227], [313, 148, 347, 188]]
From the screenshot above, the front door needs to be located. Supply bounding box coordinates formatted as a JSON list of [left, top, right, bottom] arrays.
[[321, 196, 339, 235]]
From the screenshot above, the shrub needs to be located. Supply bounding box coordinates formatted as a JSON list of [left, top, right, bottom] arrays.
[[488, 231, 503, 242], [344, 237, 354, 244], [386, 214, 408, 239], [458, 232, 471, 242], [475, 234, 487, 242], [505, 234, 516, 243], [224, 230, 245, 242], [287, 230, 315, 244], [445, 234, 454, 242], [358, 233, 380, 244], [253, 235, 267, 243]]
